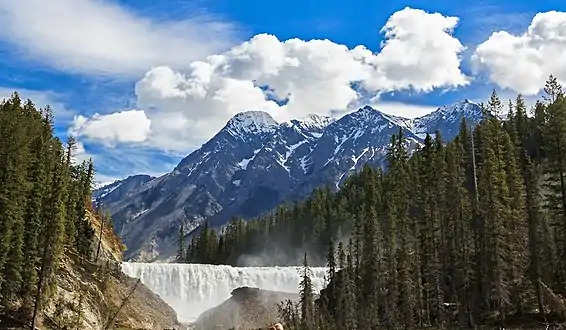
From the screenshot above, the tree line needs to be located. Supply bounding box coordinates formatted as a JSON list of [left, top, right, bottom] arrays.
[[0, 93, 98, 326], [182, 75, 566, 328]]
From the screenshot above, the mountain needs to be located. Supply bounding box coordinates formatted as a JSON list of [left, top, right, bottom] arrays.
[[409, 98, 484, 140], [94, 100, 483, 262], [93, 174, 155, 205]]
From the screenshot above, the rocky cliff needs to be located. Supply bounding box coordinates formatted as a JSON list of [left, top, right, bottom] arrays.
[[37, 210, 184, 330]]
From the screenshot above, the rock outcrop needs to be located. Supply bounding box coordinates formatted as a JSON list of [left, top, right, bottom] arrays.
[[191, 287, 298, 330], [38, 210, 185, 330]]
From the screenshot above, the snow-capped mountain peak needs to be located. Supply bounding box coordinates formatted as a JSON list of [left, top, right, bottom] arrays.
[[438, 99, 481, 115], [412, 100, 483, 140], [297, 114, 335, 130], [286, 113, 335, 133], [94, 99, 485, 262], [224, 110, 278, 137], [347, 105, 392, 123]]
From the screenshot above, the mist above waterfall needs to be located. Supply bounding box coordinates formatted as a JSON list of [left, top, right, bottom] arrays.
[[235, 245, 326, 267], [121, 262, 327, 323]]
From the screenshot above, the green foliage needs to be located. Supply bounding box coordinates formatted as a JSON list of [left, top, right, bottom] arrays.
[[299, 253, 314, 329], [0, 93, 97, 323], [182, 75, 566, 328], [177, 225, 186, 262]]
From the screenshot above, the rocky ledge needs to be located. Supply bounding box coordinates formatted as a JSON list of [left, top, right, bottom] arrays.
[[191, 287, 298, 330]]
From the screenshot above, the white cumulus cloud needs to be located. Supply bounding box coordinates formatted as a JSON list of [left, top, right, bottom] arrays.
[[473, 10, 566, 95], [0, 0, 238, 76], [72, 7, 469, 152], [69, 110, 151, 144], [372, 7, 469, 91]]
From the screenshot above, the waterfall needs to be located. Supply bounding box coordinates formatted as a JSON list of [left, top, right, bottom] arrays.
[[121, 262, 328, 323]]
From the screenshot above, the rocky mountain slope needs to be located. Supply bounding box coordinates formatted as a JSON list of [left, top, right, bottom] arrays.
[[93, 175, 154, 205], [95, 100, 483, 262], [39, 210, 184, 330]]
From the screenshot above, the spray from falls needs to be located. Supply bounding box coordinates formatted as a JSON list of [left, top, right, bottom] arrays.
[[121, 262, 328, 323]]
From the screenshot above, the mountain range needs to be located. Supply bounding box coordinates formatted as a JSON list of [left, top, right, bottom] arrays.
[[93, 99, 483, 261]]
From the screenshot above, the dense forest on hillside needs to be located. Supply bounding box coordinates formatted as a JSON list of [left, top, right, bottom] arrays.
[[0, 93, 98, 327], [182, 75, 566, 328]]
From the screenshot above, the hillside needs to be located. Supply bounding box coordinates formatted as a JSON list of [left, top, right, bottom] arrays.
[[0, 93, 183, 330], [39, 210, 184, 330], [95, 100, 483, 261], [0, 204, 184, 330]]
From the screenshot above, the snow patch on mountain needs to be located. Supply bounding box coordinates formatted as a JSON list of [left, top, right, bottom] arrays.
[[351, 148, 370, 170], [286, 140, 307, 159], [300, 155, 311, 173], [187, 151, 211, 177], [238, 149, 261, 170], [97, 183, 122, 199]]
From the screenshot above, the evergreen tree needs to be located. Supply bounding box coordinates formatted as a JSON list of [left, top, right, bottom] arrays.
[[542, 79, 566, 293], [177, 225, 186, 262], [299, 253, 314, 329], [20, 108, 51, 315], [445, 133, 474, 326], [544, 74, 563, 104], [64, 137, 78, 248], [75, 160, 95, 258], [0, 93, 98, 324], [0, 94, 28, 304]]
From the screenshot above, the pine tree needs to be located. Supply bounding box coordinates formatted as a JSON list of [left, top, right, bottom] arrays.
[[33, 147, 69, 329], [544, 74, 563, 104], [299, 253, 314, 329], [541, 76, 566, 294], [20, 109, 51, 316], [502, 129, 529, 314], [329, 240, 356, 330], [475, 91, 515, 324], [359, 203, 381, 329], [75, 160, 95, 258], [415, 133, 445, 326], [325, 237, 336, 308], [0, 94, 29, 305], [177, 225, 186, 262], [64, 137, 78, 248], [445, 133, 474, 326]]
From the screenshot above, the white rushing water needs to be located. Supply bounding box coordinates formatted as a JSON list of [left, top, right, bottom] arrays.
[[121, 262, 328, 323]]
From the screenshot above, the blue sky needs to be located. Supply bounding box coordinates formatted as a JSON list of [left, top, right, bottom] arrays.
[[1, 0, 565, 184]]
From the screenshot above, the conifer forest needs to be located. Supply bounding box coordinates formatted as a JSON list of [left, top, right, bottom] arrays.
[[0, 93, 97, 327], [5, 73, 566, 328], [183, 76, 566, 328]]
